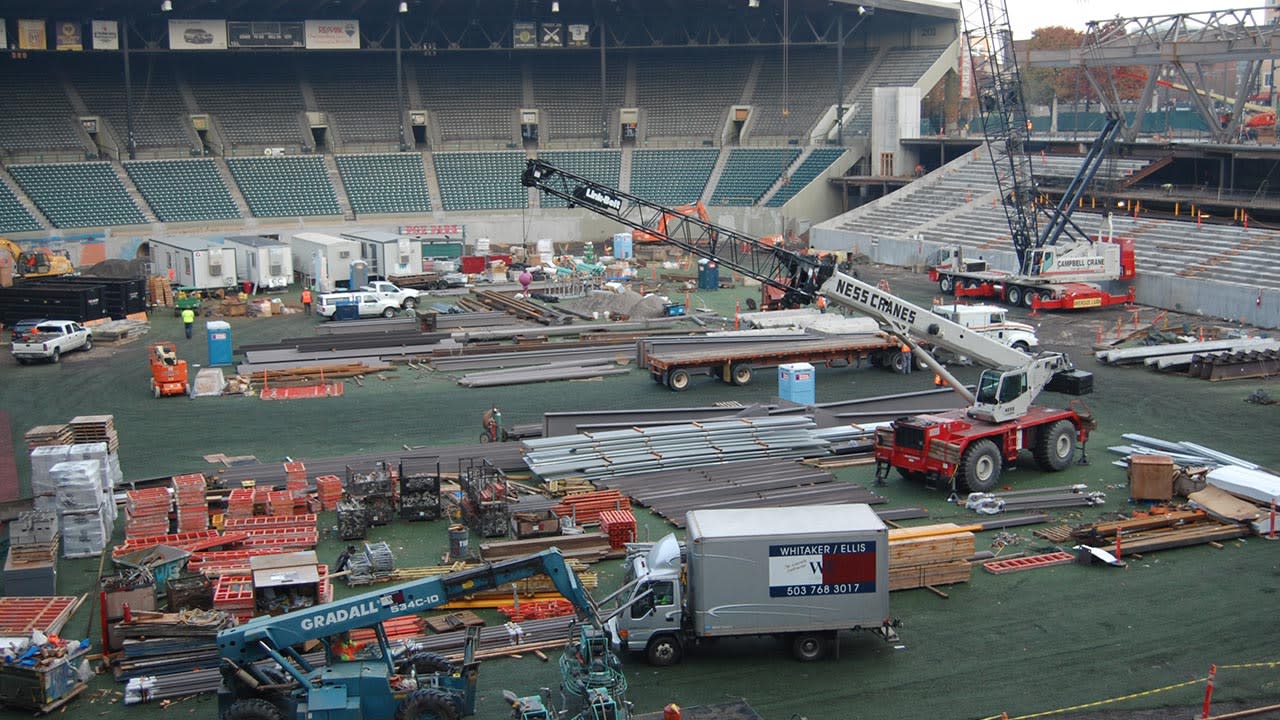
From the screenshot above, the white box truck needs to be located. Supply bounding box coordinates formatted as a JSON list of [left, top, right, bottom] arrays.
[[148, 236, 237, 291], [606, 503, 894, 666], [340, 230, 423, 280], [291, 232, 359, 293], [225, 235, 292, 292]]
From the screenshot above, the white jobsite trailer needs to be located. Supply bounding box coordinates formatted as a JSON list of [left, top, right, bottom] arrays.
[[148, 236, 238, 291], [340, 230, 423, 280], [291, 232, 360, 293], [225, 235, 293, 292]]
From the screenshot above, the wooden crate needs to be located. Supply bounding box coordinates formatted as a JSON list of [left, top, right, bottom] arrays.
[[1129, 454, 1174, 501]]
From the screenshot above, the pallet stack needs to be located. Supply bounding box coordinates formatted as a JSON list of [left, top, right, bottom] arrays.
[[552, 490, 631, 526], [4, 512, 59, 595], [68, 415, 120, 453], [147, 276, 174, 307], [598, 509, 637, 549], [23, 425, 74, 450], [888, 523, 975, 592], [315, 475, 344, 510], [125, 487, 172, 539], [172, 473, 208, 533]]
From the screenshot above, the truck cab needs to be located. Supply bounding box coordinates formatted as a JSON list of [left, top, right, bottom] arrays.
[[930, 303, 1039, 354], [607, 534, 685, 665]]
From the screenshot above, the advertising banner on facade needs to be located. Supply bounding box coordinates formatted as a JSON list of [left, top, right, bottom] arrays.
[[18, 19, 46, 50], [228, 21, 304, 48], [169, 19, 228, 50], [304, 19, 359, 49], [55, 20, 82, 50], [513, 21, 536, 48], [91, 20, 118, 50], [567, 23, 590, 48]]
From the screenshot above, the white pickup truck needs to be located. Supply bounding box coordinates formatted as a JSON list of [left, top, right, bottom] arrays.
[[12, 320, 93, 364], [360, 281, 422, 309], [315, 291, 401, 320]]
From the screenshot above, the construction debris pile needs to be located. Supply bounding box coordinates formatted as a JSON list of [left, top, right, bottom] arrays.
[[113, 609, 237, 684]]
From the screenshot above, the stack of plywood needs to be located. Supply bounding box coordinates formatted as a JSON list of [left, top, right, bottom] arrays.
[[888, 523, 975, 592]]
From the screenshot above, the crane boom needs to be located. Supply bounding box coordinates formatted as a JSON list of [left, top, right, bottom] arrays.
[[522, 160, 1087, 424]]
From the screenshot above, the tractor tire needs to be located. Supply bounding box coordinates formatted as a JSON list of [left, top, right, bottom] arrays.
[[730, 363, 752, 386], [82, 336, 92, 352], [646, 635, 683, 667], [667, 369, 691, 391], [790, 633, 828, 662], [221, 698, 284, 720], [957, 439, 1002, 492], [1033, 419, 1077, 472], [397, 650, 455, 677], [1006, 286, 1023, 307], [394, 688, 461, 720], [382, 307, 397, 318], [938, 275, 954, 294], [50, 347, 60, 363]]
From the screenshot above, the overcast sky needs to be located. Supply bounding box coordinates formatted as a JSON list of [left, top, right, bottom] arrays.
[[1003, 0, 1262, 39]]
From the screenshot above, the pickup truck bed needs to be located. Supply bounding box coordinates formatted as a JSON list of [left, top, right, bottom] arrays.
[[12, 320, 93, 364]]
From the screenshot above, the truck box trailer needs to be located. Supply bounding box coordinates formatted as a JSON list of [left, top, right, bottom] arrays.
[[608, 503, 892, 665], [291, 232, 359, 293], [148, 237, 237, 291], [340, 230, 423, 280], [225, 235, 293, 292]]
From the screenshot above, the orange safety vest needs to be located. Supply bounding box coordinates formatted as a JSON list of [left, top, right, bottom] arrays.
[[301, 289, 312, 304]]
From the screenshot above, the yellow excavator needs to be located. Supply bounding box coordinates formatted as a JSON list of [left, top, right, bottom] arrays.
[[0, 237, 75, 284]]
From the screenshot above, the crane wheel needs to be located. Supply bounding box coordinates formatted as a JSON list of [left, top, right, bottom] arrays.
[[1033, 420, 1077, 472], [938, 275, 954, 294], [1006, 286, 1023, 307], [958, 439, 1002, 492], [221, 698, 284, 720], [395, 688, 461, 720]]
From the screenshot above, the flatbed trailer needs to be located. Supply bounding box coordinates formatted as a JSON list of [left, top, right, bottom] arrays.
[[935, 269, 1135, 311], [645, 335, 904, 390]]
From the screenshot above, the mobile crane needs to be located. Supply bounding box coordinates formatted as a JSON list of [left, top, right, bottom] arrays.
[[928, 0, 1136, 311], [522, 159, 1094, 492], [215, 548, 626, 720]]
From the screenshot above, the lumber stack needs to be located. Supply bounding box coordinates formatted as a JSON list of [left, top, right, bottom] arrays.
[[888, 523, 975, 592], [552, 489, 631, 526], [68, 415, 119, 453], [480, 531, 614, 563], [1071, 510, 1249, 554], [147, 276, 174, 307]]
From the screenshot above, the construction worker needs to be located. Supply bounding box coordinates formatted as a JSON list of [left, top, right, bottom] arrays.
[[301, 287, 313, 315], [333, 632, 362, 661], [815, 295, 828, 314], [181, 307, 195, 339]]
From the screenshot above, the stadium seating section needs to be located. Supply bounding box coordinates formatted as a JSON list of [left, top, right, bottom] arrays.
[[8, 162, 146, 228], [636, 51, 749, 139], [309, 56, 402, 148], [845, 47, 947, 136], [536, 151, 622, 209], [434, 152, 529, 211], [766, 148, 847, 207], [0, 61, 87, 155], [124, 159, 241, 223], [418, 57, 522, 144], [186, 57, 308, 149], [65, 55, 196, 152], [0, 181, 42, 233], [336, 153, 433, 215], [630, 149, 719, 205], [531, 57, 626, 141], [711, 148, 800, 206], [226, 156, 341, 217], [751, 49, 873, 140]]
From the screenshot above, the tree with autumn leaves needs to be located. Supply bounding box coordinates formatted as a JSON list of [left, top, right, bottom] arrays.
[[1018, 25, 1147, 106]]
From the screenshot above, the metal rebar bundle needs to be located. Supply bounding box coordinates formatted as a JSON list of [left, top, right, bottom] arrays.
[[522, 417, 833, 482], [965, 485, 1105, 514], [123, 651, 326, 705]]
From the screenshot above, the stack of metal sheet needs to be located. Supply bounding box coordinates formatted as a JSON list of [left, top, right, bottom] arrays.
[[523, 417, 833, 482], [1108, 434, 1264, 470]]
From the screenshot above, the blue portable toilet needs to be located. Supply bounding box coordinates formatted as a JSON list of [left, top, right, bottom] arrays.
[[697, 259, 719, 290], [207, 320, 232, 366], [778, 362, 815, 404], [612, 232, 633, 260]]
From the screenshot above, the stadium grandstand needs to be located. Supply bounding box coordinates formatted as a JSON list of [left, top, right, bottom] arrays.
[[0, 1, 1276, 328]]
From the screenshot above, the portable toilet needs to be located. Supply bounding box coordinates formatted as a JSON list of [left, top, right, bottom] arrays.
[[349, 260, 369, 290], [206, 321, 232, 366], [612, 232, 633, 260], [778, 362, 815, 404], [697, 258, 719, 290]]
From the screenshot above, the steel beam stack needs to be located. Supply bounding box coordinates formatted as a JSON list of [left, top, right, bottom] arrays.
[[522, 417, 833, 483]]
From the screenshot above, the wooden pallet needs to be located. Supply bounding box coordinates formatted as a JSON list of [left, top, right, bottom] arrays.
[[423, 611, 485, 633], [1033, 524, 1074, 543]]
